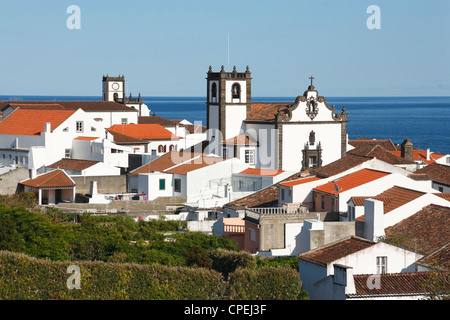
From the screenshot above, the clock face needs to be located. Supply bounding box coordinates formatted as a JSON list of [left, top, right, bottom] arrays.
[[112, 82, 120, 90]]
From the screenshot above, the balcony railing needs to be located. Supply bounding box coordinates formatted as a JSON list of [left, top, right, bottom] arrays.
[[223, 224, 245, 234], [244, 203, 309, 222]]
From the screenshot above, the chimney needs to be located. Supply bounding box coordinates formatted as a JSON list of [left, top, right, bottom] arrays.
[[45, 122, 51, 133], [364, 199, 385, 241], [400, 138, 413, 162], [426, 148, 431, 161]]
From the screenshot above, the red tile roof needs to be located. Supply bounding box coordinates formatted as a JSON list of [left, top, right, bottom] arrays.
[[108, 124, 176, 141], [279, 176, 322, 188], [313, 169, 390, 195], [74, 136, 99, 141], [20, 170, 75, 188], [0, 108, 76, 136], [299, 236, 376, 267], [350, 186, 425, 214], [384, 204, 450, 255], [138, 115, 178, 126], [239, 168, 284, 177], [390, 150, 445, 165], [245, 103, 293, 121], [351, 272, 450, 298], [416, 243, 450, 271]]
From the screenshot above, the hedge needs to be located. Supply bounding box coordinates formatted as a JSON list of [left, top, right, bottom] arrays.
[[0, 251, 306, 300]]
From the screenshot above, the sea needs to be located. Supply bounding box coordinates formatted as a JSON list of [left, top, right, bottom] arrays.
[[1, 95, 449, 155]]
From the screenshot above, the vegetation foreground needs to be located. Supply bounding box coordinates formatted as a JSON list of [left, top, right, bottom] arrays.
[[0, 193, 307, 300]]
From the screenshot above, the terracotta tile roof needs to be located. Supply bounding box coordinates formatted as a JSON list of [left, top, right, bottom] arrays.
[[0, 108, 76, 136], [225, 170, 310, 208], [299, 236, 376, 267], [348, 143, 415, 165], [410, 163, 450, 186], [222, 134, 257, 145], [416, 243, 450, 271], [385, 204, 450, 255], [310, 154, 371, 178], [138, 115, 178, 126], [279, 176, 322, 188], [313, 169, 390, 195], [245, 103, 293, 121], [434, 193, 450, 201], [129, 151, 204, 175], [0, 101, 136, 112], [350, 186, 425, 214], [5, 103, 65, 110], [185, 124, 207, 134], [351, 272, 450, 298], [108, 124, 176, 141], [164, 156, 225, 174], [107, 130, 147, 144], [239, 168, 284, 177], [47, 158, 100, 172], [74, 136, 99, 141], [19, 170, 75, 188], [391, 150, 446, 165], [348, 137, 398, 151]]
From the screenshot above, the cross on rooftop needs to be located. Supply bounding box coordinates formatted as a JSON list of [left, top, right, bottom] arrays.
[[309, 76, 315, 86]]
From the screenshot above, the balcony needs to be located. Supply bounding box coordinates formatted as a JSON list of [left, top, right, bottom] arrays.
[[244, 203, 309, 224]]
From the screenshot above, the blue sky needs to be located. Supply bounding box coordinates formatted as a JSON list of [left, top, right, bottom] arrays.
[[0, 0, 449, 97]]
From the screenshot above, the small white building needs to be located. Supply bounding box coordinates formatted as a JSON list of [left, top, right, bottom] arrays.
[[18, 169, 76, 205], [298, 236, 421, 300]]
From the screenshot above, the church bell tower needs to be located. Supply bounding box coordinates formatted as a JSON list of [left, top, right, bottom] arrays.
[[206, 65, 252, 142]]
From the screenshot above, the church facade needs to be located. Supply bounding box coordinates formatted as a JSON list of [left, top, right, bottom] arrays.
[[206, 66, 348, 173]]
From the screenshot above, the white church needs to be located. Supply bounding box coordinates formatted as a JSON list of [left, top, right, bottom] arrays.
[[205, 66, 349, 173]]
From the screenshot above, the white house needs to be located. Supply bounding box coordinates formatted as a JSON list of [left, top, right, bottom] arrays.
[[298, 236, 421, 300]]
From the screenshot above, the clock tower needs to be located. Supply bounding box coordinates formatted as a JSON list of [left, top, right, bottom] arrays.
[[102, 75, 125, 103]]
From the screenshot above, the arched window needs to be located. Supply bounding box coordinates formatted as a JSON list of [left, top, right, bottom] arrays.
[[169, 144, 175, 151], [158, 145, 164, 153], [231, 83, 241, 99], [211, 82, 217, 98], [163, 145, 167, 153]]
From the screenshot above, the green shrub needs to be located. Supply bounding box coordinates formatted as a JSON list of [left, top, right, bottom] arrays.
[[210, 248, 256, 278]]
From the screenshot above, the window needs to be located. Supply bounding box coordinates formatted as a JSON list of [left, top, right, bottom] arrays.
[[174, 179, 181, 193], [321, 194, 325, 210], [245, 150, 255, 164], [377, 256, 387, 274], [211, 82, 217, 98], [159, 179, 165, 190], [249, 228, 256, 242], [231, 83, 241, 99], [169, 145, 175, 151], [309, 156, 317, 168], [91, 126, 96, 132], [121, 118, 128, 124], [223, 148, 228, 158], [331, 197, 335, 212], [438, 187, 444, 192], [158, 145, 163, 153], [63, 127, 69, 132], [65, 149, 71, 158], [281, 188, 285, 201], [76, 121, 84, 133], [447, 157, 450, 164]]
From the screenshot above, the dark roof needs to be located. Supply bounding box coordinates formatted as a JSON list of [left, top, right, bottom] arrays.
[[348, 137, 398, 151], [310, 154, 371, 178], [416, 243, 450, 271], [47, 158, 100, 171], [299, 236, 376, 267], [410, 163, 450, 186], [384, 204, 450, 255], [351, 272, 450, 298], [348, 143, 415, 165], [138, 115, 178, 126]]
